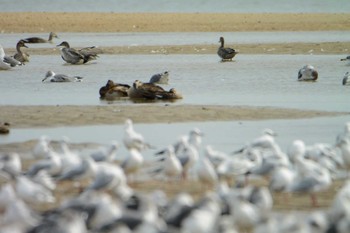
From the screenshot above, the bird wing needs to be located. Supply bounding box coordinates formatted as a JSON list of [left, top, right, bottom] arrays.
[[223, 47, 236, 54], [22, 37, 46, 43], [53, 74, 71, 82], [87, 172, 114, 190], [3, 56, 22, 67]]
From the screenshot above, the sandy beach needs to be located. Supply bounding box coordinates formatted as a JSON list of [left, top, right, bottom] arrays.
[[0, 105, 346, 129], [2, 12, 349, 33]]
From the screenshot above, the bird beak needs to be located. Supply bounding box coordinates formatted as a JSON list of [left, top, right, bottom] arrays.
[[42, 77, 47, 82]]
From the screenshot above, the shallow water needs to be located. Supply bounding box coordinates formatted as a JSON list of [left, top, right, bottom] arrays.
[[1, 0, 350, 13], [2, 31, 350, 49], [0, 54, 348, 111], [1, 116, 348, 160], [1, 31, 349, 147]]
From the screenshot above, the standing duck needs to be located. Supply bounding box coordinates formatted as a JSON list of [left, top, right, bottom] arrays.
[[56, 41, 99, 65], [217, 37, 238, 62], [14, 40, 30, 63], [23, 32, 59, 44], [298, 65, 318, 81]]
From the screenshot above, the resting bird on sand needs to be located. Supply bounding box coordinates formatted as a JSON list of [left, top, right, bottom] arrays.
[[56, 41, 99, 65], [217, 37, 238, 62]]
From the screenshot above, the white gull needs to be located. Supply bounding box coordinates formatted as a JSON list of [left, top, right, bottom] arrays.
[[42, 70, 83, 82], [15, 174, 56, 205], [121, 148, 144, 180], [149, 71, 170, 84], [152, 145, 182, 181], [287, 155, 332, 207], [123, 118, 153, 152], [195, 152, 219, 188], [89, 140, 119, 162], [32, 135, 52, 159], [0, 44, 22, 70]]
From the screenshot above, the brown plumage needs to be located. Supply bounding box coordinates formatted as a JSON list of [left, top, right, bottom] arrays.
[[128, 80, 167, 99], [57, 41, 99, 65], [128, 80, 183, 100], [160, 88, 183, 100], [23, 32, 58, 44], [217, 37, 238, 62], [99, 80, 130, 99], [14, 40, 30, 63]]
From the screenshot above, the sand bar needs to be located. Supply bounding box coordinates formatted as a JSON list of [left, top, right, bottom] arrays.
[[1, 13, 350, 33], [2, 13, 349, 55], [0, 105, 347, 129]]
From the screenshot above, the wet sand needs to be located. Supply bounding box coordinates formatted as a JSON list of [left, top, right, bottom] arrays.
[[1, 12, 349, 33], [0, 105, 346, 129], [5, 42, 350, 56]]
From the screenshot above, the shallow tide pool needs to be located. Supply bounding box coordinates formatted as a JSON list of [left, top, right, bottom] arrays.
[[0, 54, 348, 112]]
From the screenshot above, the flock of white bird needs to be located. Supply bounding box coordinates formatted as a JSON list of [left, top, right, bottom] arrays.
[[1, 119, 350, 233]]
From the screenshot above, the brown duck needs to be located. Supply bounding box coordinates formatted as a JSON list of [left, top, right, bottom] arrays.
[[217, 37, 238, 62]]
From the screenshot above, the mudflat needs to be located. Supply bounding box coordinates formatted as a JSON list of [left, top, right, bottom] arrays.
[[1, 12, 349, 33]]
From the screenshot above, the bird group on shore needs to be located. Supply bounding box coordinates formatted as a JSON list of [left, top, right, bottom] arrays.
[[0, 32, 59, 69], [99, 72, 183, 101], [0, 120, 350, 232], [1, 34, 349, 97]]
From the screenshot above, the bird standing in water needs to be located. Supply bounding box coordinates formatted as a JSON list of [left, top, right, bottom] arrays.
[[217, 37, 238, 62]]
